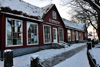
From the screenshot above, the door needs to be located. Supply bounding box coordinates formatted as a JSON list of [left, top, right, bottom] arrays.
[[53, 28, 58, 43]]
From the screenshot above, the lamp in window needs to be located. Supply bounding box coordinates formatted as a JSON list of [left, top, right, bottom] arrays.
[[12, 24, 14, 27]]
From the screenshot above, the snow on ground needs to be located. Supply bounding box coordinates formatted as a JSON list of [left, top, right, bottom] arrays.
[[54, 48, 90, 67], [0, 43, 86, 67], [89, 48, 100, 66]]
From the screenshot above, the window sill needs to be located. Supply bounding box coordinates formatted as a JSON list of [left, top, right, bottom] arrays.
[[27, 43, 39, 46], [44, 42, 52, 44], [6, 44, 23, 47]]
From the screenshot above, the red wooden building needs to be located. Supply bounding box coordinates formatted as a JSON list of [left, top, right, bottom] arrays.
[[0, 0, 87, 59]]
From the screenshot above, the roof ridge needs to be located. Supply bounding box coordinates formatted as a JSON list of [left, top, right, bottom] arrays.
[[62, 18, 85, 31], [41, 4, 55, 17]]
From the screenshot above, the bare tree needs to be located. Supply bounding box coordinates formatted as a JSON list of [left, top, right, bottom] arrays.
[[40, 0, 100, 40], [80, 0, 100, 41], [61, 0, 100, 39]]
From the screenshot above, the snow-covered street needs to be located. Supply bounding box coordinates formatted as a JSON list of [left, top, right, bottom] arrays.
[[54, 48, 90, 67], [0, 43, 86, 67]]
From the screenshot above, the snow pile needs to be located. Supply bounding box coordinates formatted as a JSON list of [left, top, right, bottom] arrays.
[[0, 0, 42, 17], [0, 43, 86, 67], [95, 43, 100, 48], [62, 18, 85, 31], [4, 49, 12, 53], [89, 48, 100, 66], [54, 49, 90, 67], [57, 42, 69, 48], [13, 43, 86, 67], [31, 55, 39, 59]]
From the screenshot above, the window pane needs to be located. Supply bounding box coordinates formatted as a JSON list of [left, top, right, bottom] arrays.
[[68, 30, 71, 41], [27, 22, 38, 44], [44, 25, 51, 43], [79, 32, 83, 41], [76, 31, 78, 40], [7, 18, 23, 46], [52, 11, 57, 19], [59, 28, 64, 41], [72, 31, 75, 41], [7, 39, 13, 45]]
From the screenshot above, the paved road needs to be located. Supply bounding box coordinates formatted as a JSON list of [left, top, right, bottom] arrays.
[[54, 48, 90, 67]]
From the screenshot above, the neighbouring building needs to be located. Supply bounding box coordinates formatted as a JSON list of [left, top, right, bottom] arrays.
[[92, 27, 98, 40], [0, 0, 88, 59], [88, 26, 98, 40], [62, 18, 87, 43]]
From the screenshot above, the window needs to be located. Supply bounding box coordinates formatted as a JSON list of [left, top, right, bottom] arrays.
[[44, 25, 51, 43], [79, 32, 83, 41], [76, 31, 79, 40], [67, 30, 71, 41], [59, 28, 64, 42], [6, 18, 23, 46], [27, 22, 38, 45], [81, 33, 83, 40], [72, 30, 75, 41], [85, 32, 87, 37], [52, 11, 57, 19], [53, 28, 57, 40]]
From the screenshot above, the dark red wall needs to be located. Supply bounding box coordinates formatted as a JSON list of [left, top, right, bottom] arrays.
[[0, 13, 1, 50], [42, 5, 65, 44], [0, 14, 43, 50]]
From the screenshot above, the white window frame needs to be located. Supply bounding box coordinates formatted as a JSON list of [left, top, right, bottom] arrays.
[[59, 28, 64, 42], [53, 27, 58, 43], [6, 17, 23, 47], [27, 22, 39, 45], [72, 30, 75, 41], [67, 30, 71, 41], [52, 11, 57, 19], [76, 31, 79, 40], [43, 25, 51, 44]]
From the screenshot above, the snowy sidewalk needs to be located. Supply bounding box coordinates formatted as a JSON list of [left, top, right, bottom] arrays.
[[0, 43, 86, 67], [89, 47, 100, 66], [54, 48, 90, 67], [42, 44, 86, 67]]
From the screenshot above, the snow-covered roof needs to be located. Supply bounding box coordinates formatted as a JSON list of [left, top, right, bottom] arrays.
[[0, 0, 86, 30], [62, 18, 85, 31], [41, 4, 54, 17], [0, 0, 42, 18]]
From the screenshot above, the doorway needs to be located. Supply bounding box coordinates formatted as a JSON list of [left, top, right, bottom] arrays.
[[53, 28, 58, 43]]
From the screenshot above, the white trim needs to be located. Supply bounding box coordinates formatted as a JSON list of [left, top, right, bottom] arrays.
[[67, 29, 71, 41], [53, 28, 58, 43], [43, 25, 52, 44], [27, 22, 39, 45], [44, 22, 63, 27], [2, 12, 43, 22], [6, 17, 23, 47], [76, 31, 79, 40], [58, 28, 64, 42]]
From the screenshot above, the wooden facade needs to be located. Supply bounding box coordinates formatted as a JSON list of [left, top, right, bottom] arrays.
[[0, 4, 88, 58]]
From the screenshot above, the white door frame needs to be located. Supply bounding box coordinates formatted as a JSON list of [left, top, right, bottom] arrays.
[[53, 28, 58, 43]]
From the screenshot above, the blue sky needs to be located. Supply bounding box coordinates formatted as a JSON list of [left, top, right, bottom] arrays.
[[23, 0, 72, 20]]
